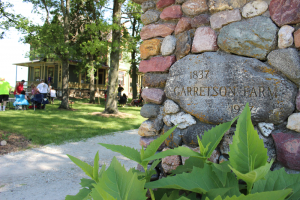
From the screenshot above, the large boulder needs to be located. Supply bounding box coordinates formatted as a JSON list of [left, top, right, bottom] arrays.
[[218, 16, 278, 60], [165, 52, 297, 124]]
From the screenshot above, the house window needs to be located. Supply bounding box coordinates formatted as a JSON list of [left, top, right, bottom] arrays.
[[98, 69, 105, 85], [34, 68, 40, 81], [118, 71, 125, 86]]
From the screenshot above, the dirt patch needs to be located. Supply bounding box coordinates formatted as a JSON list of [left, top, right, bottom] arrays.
[[90, 112, 135, 118], [0, 131, 38, 155]]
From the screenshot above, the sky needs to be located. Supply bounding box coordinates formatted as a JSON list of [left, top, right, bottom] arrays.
[[0, 0, 43, 87]]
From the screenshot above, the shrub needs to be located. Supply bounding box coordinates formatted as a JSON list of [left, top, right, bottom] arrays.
[[66, 103, 300, 200]]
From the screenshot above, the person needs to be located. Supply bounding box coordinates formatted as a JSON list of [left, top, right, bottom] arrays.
[[14, 80, 25, 95], [36, 79, 48, 109], [117, 84, 124, 99], [48, 75, 52, 84], [0, 77, 12, 111], [47, 83, 52, 101], [30, 84, 38, 97], [50, 87, 56, 104], [18, 90, 29, 110], [119, 93, 127, 107], [104, 90, 107, 101]]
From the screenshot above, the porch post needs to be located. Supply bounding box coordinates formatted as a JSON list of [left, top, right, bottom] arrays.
[[79, 73, 82, 89]]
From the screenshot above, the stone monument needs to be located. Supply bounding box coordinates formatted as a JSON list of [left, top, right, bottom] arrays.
[[135, 0, 300, 174]]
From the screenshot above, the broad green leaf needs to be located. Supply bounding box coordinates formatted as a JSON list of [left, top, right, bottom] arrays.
[[94, 157, 147, 200], [98, 143, 142, 164], [177, 197, 191, 200], [143, 125, 177, 160], [229, 103, 268, 174], [65, 188, 90, 200], [150, 159, 161, 171], [229, 161, 273, 194], [212, 162, 231, 187], [67, 154, 93, 179], [252, 168, 300, 200], [201, 116, 237, 158], [90, 186, 116, 200], [161, 190, 181, 200], [93, 151, 99, 182], [146, 164, 233, 195], [79, 178, 96, 189], [203, 188, 232, 200], [171, 157, 205, 174], [98, 164, 106, 179], [144, 146, 203, 161], [215, 189, 292, 200]]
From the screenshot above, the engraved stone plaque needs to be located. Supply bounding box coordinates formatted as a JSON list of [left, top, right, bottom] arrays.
[[165, 52, 297, 124]]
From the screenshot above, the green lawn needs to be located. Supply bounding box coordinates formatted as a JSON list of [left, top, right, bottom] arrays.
[[0, 98, 144, 145]]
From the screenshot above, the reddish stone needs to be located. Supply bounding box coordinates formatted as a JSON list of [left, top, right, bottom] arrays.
[[139, 56, 176, 73], [141, 24, 176, 40], [143, 73, 169, 88], [272, 132, 300, 170], [191, 14, 210, 28], [210, 9, 241, 29], [294, 29, 300, 49], [192, 27, 218, 53], [157, 0, 175, 9], [269, 0, 300, 27], [162, 148, 181, 173], [296, 90, 300, 111], [140, 136, 166, 151], [142, 88, 166, 105], [160, 5, 183, 20], [175, 17, 192, 35], [182, 0, 208, 16]]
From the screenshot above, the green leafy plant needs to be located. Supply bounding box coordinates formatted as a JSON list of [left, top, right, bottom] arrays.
[[66, 103, 300, 199]]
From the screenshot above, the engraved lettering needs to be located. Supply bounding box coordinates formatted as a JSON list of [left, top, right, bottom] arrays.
[[228, 87, 236, 96], [212, 87, 218, 96], [181, 87, 186, 96], [194, 87, 199, 96], [259, 86, 265, 97], [244, 86, 250, 97], [208, 87, 211, 96], [268, 87, 277, 99], [249, 87, 257, 97], [219, 86, 227, 97], [200, 87, 206, 96], [205, 70, 209, 78], [187, 87, 192, 96]]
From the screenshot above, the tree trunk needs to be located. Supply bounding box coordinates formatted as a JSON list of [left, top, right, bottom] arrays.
[[104, 0, 123, 114], [59, 58, 70, 109], [131, 18, 137, 99], [89, 61, 95, 104], [59, 0, 70, 109], [131, 49, 137, 99]]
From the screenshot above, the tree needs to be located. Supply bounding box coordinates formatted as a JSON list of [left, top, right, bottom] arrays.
[[72, 0, 110, 104], [104, 0, 125, 114], [0, 0, 26, 39], [20, 0, 80, 109], [122, 1, 142, 99]]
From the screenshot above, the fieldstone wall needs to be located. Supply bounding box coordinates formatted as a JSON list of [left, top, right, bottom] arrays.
[[135, 0, 300, 175]]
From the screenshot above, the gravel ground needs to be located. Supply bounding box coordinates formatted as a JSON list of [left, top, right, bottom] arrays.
[[0, 129, 141, 200]]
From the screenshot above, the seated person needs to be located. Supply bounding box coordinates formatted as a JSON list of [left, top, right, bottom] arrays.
[[119, 93, 127, 106], [14, 90, 29, 110]]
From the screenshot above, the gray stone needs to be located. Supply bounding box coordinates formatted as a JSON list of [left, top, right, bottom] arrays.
[[142, 1, 156, 12], [258, 122, 275, 137], [140, 104, 161, 118], [175, 30, 192, 60], [163, 115, 173, 126], [143, 73, 169, 88], [153, 106, 165, 132], [165, 52, 297, 124], [219, 155, 229, 163], [287, 113, 300, 133], [170, 111, 196, 129], [141, 10, 160, 25], [1, 140, 7, 146], [219, 128, 235, 155], [272, 162, 300, 174], [218, 16, 278, 60], [164, 99, 180, 114], [161, 35, 176, 56], [163, 125, 183, 148], [278, 25, 295, 49], [138, 119, 160, 136], [267, 48, 300, 86], [182, 0, 208, 16], [176, 0, 186, 4], [258, 129, 276, 162], [181, 120, 215, 147]]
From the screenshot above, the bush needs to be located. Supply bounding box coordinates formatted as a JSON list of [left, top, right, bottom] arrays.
[[66, 103, 300, 200]]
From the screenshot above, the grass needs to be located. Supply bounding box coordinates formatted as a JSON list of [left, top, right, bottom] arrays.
[[0, 97, 144, 145]]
